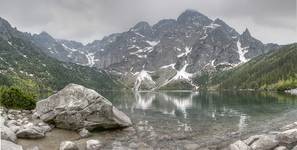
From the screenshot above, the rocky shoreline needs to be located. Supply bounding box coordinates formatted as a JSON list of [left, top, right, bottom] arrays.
[[227, 122, 297, 150]]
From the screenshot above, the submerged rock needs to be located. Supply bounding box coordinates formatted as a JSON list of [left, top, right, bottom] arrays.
[[1, 140, 23, 150], [35, 84, 132, 130], [59, 141, 79, 150]]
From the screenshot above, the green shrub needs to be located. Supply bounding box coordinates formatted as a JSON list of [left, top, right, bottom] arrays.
[[0, 87, 36, 110]]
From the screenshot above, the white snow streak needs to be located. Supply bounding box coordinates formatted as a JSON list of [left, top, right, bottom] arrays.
[[177, 47, 191, 58], [134, 70, 155, 91], [237, 40, 249, 64], [146, 40, 159, 47], [85, 53, 95, 67], [160, 63, 176, 69]]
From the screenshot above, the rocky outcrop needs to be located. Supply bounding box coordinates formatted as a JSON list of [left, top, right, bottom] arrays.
[[34, 84, 132, 131], [228, 122, 297, 150]]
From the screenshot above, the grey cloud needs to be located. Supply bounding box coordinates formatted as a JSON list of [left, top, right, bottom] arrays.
[[0, 0, 295, 44]]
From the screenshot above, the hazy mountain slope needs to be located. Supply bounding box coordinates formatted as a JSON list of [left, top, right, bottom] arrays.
[[210, 44, 297, 91], [0, 17, 124, 95]]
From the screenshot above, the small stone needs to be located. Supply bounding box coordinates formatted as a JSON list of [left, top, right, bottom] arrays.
[[60, 141, 79, 150], [22, 110, 31, 114], [86, 140, 101, 150], [79, 128, 91, 138]]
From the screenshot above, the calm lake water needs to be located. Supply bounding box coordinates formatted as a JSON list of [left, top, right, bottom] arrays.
[[19, 91, 297, 150]]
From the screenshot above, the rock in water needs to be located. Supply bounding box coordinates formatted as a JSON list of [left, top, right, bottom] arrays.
[[1, 140, 23, 150], [59, 141, 79, 150], [79, 128, 91, 138], [86, 140, 102, 150], [35, 84, 132, 130]]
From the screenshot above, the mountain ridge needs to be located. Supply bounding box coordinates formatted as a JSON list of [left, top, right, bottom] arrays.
[[0, 9, 281, 91]]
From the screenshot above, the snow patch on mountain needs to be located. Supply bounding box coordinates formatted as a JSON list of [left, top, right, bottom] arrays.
[[160, 63, 176, 69], [62, 44, 78, 52], [237, 40, 249, 64], [177, 47, 192, 58], [7, 41, 12, 46], [86, 53, 96, 67], [134, 70, 155, 91], [146, 40, 159, 47]]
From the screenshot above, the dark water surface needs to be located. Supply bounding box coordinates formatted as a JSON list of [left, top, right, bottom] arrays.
[[19, 91, 297, 150]]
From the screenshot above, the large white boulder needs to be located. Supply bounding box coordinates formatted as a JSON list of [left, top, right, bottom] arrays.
[[35, 84, 132, 130]]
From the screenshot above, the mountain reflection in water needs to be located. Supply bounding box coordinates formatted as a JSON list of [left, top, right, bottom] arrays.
[[101, 91, 297, 145]]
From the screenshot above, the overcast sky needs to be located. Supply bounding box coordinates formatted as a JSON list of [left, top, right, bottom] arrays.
[[0, 0, 296, 44]]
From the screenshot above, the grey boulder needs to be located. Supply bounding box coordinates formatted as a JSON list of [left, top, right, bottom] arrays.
[[35, 84, 132, 131], [1, 125, 17, 142], [244, 135, 279, 150], [1, 140, 23, 150], [276, 129, 297, 144], [16, 123, 45, 139], [229, 140, 251, 150]]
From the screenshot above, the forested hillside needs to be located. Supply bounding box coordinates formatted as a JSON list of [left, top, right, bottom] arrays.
[[210, 44, 297, 91]]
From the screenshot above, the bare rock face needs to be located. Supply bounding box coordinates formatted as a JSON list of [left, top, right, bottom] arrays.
[[35, 84, 132, 131]]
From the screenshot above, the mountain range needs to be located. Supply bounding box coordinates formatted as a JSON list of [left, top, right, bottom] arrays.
[[0, 9, 287, 92], [0, 17, 124, 96]]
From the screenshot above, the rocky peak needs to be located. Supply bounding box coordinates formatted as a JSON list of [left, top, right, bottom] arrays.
[[34, 31, 56, 44], [213, 18, 239, 36], [177, 9, 212, 26], [241, 28, 252, 38], [130, 21, 153, 38], [0, 17, 15, 40]]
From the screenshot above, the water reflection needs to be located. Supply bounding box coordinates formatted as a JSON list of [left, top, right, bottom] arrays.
[[102, 91, 297, 141]]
